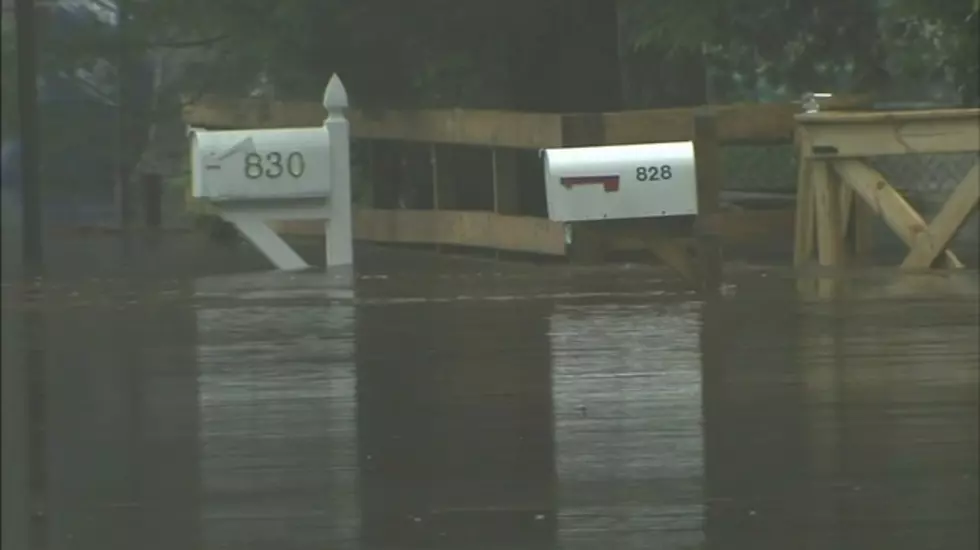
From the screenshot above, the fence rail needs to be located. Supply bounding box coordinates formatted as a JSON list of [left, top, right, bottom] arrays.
[[183, 94, 872, 147]]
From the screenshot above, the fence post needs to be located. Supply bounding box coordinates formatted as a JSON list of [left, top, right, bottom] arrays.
[[693, 110, 723, 293], [324, 74, 354, 270], [16, 0, 43, 272]]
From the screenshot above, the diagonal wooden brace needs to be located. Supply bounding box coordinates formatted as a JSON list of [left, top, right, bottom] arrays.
[[901, 162, 979, 269], [832, 159, 966, 268]]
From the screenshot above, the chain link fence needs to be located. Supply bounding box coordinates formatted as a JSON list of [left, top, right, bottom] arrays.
[[722, 145, 976, 198], [871, 153, 978, 198], [722, 144, 797, 194]]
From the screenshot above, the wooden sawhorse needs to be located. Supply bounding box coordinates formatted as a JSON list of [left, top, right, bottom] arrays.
[[794, 109, 979, 270]]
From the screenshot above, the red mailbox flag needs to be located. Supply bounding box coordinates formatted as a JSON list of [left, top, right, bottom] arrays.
[[560, 175, 620, 192]]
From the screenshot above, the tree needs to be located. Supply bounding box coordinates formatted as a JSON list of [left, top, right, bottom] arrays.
[[624, 0, 978, 104], [6, 0, 975, 139]]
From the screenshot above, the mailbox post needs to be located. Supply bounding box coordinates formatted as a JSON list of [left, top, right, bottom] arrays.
[[189, 74, 352, 273], [324, 76, 353, 268]]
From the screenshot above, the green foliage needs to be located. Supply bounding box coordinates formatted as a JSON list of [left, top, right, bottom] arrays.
[[624, 0, 978, 102], [883, 0, 979, 102], [3, 0, 976, 132]]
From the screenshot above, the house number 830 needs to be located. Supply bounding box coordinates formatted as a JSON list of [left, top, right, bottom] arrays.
[[244, 152, 306, 179]]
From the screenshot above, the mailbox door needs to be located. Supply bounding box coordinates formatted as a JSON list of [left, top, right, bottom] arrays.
[[543, 142, 698, 222], [191, 127, 331, 201]]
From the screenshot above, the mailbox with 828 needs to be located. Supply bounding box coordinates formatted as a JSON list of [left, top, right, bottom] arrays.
[[542, 141, 698, 223], [191, 127, 331, 202]]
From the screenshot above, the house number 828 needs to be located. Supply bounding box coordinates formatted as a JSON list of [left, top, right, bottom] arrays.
[[635, 165, 673, 181]]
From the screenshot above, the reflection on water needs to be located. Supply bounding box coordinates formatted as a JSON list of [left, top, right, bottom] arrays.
[[1, 237, 978, 549], [356, 287, 555, 548], [551, 302, 703, 549], [2, 277, 201, 550], [194, 276, 358, 549]]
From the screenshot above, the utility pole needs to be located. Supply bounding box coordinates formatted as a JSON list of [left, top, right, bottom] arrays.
[[15, 0, 43, 271], [12, 7, 49, 550], [116, 0, 133, 237]]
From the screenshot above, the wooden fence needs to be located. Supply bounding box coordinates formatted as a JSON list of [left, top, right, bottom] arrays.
[[183, 94, 871, 260]]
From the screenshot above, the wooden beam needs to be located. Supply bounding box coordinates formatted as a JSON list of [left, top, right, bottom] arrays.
[[183, 97, 564, 149], [352, 209, 567, 256], [798, 109, 980, 158], [836, 175, 875, 265], [799, 108, 980, 125], [839, 181, 854, 235], [276, 208, 794, 259], [602, 95, 873, 145], [352, 109, 564, 149], [560, 113, 607, 147], [812, 160, 844, 267], [694, 111, 724, 290], [184, 94, 873, 150], [793, 157, 816, 267], [901, 163, 980, 269], [832, 159, 965, 268], [601, 106, 700, 145]]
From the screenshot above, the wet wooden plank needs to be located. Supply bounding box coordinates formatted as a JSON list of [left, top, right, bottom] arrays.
[[352, 209, 568, 256], [275, 208, 796, 256], [812, 160, 844, 267], [602, 95, 873, 145], [799, 109, 980, 157], [183, 97, 564, 149], [183, 96, 874, 149]]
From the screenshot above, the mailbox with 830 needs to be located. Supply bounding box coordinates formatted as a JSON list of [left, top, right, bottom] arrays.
[[190, 127, 331, 202]]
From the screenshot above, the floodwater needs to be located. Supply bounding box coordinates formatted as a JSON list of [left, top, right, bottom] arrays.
[[2, 235, 978, 550]]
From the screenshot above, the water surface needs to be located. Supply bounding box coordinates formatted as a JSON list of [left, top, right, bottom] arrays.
[[2, 236, 977, 549]]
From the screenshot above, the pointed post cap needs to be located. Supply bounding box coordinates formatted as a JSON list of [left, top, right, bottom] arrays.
[[323, 74, 348, 111]]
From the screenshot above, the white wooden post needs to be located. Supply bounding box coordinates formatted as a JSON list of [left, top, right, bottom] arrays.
[[323, 74, 353, 271]]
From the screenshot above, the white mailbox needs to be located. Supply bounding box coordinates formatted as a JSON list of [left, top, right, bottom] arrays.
[[543, 141, 698, 223], [187, 74, 353, 274], [191, 127, 330, 202]]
